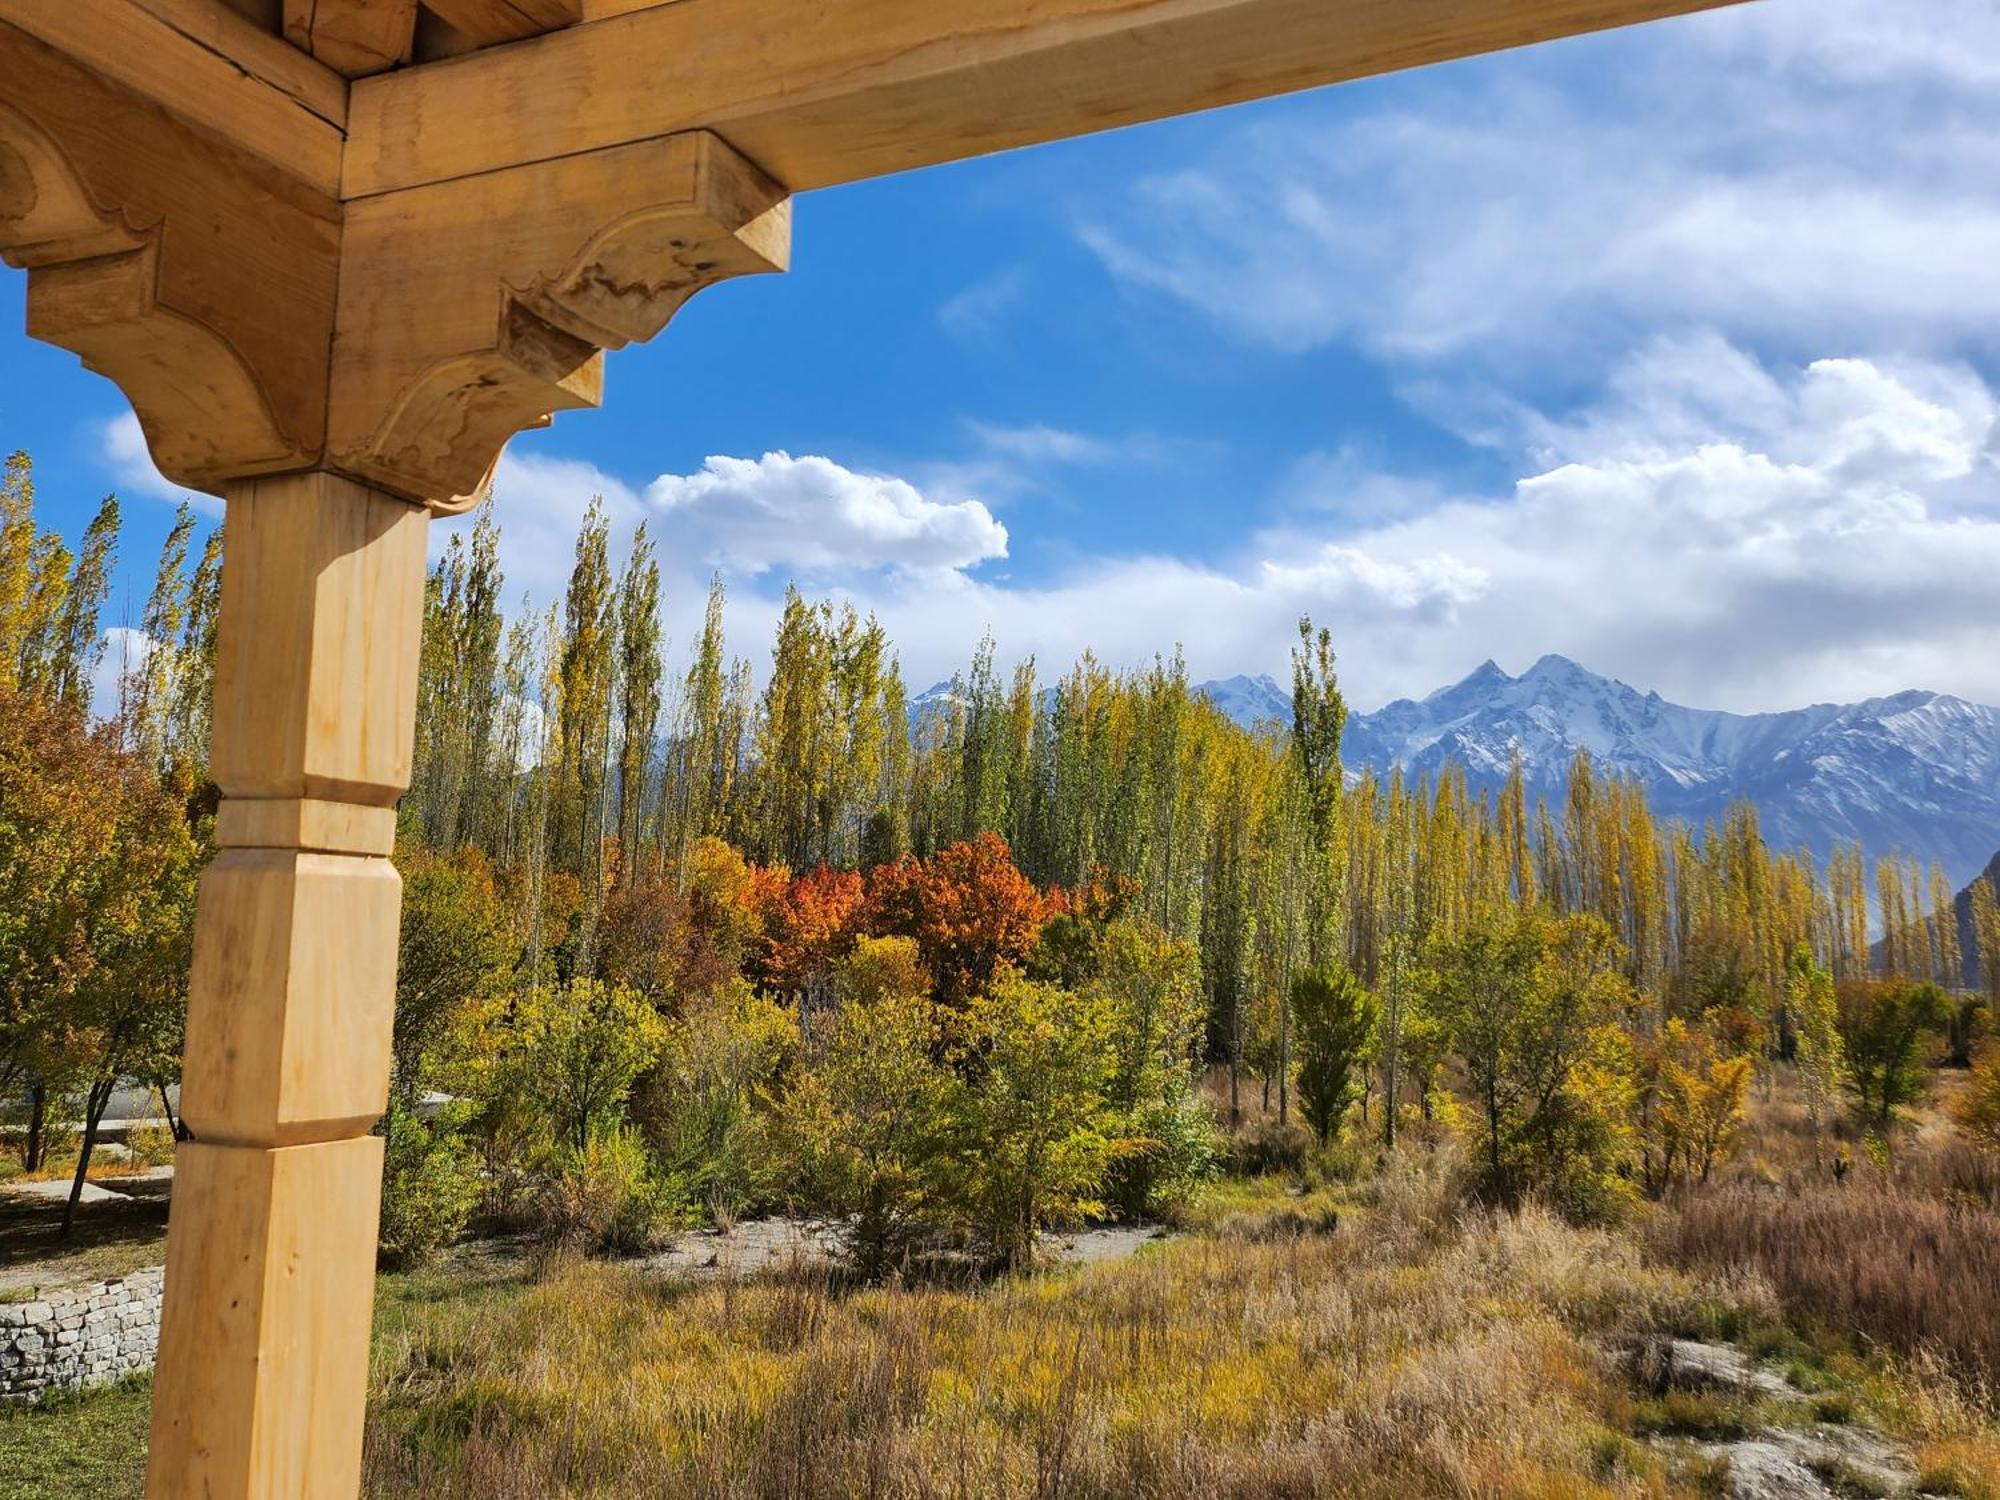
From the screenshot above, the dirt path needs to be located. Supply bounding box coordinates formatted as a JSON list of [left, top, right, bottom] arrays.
[[634, 1218, 1173, 1280]]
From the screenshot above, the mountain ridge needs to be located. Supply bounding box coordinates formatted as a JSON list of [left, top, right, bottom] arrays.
[[1191, 657, 2000, 889]]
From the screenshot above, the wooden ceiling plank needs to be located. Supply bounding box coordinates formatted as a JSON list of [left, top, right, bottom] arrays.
[[423, 0, 579, 46], [346, 0, 1748, 201], [0, 0, 345, 194]]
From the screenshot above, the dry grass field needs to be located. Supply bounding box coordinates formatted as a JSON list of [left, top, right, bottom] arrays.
[[8, 1077, 2000, 1500]]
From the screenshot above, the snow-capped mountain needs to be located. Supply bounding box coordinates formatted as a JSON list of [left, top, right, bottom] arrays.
[[1197, 656, 2000, 889], [1196, 673, 1294, 730]]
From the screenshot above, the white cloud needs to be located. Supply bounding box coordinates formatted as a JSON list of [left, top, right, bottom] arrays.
[[939, 266, 1031, 338], [95, 411, 220, 512], [469, 348, 2000, 714], [89, 626, 154, 722], [1080, 0, 2000, 370], [962, 422, 1117, 466], [641, 451, 1007, 578]]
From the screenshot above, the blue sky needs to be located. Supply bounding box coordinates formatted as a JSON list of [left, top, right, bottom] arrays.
[[5, 0, 1999, 713]]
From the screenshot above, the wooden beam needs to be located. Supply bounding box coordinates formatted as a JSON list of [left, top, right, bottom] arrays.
[[344, 0, 1748, 199], [421, 0, 580, 48], [283, 0, 419, 76], [0, 0, 345, 195], [329, 128, 788, 504]]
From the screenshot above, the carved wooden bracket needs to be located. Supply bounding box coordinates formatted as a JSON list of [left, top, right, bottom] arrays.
[[0, 21, 341, 491], [330, 130, 790, 511], [0, 18, 788, 512]]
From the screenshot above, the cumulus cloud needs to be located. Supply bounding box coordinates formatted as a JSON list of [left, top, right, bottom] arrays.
[[1079, 0, 2000, 370], [640, 452, 1007, 578]]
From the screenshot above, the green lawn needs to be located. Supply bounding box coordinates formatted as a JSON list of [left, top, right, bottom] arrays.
[[0, 1376, 150, 1500]]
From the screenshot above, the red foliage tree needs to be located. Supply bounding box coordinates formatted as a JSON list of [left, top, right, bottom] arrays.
[[746, 862, 865, 997], [864, 833, 1058, 1005]]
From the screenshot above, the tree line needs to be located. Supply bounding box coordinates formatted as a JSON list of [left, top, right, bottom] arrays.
[[4, 452, 1996, 1260]]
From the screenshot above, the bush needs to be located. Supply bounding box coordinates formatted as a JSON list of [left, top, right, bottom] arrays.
[[1292, 968, 1377, 1146], [1956, 1051, 2000, 1157], [536, 1126, 686, 1254], [1837, 978, 1949, 1131], [1092, 921, 1218, 1218], [635, 979, 796, 1224], [958, 971, 1122, 1269], [378, 1103, 483, 1268], [1225, 1118, 1314, 1176], [780, 990, 961, 1276]]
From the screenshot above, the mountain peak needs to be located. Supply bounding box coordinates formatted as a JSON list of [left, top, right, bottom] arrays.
[[1523, 653, 1588, 681]]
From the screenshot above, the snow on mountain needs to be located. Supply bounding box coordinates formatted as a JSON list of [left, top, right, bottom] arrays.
[[1198, 656, 2000, 889], [1196, 673, 1292, 730]]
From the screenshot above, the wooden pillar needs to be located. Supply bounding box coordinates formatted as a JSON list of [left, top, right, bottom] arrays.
[[1, 27, 788, 1491], [146, 471, 428, 1500]]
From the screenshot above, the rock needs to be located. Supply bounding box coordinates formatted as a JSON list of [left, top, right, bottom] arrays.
[[1668, 1340, 1797, 1400], [1704, 1438, 1838, 1499]]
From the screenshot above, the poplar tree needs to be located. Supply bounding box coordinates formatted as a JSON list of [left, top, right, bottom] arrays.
[[1290, 614, 1346, 972], [558, 498, 616, 876], [52, 497, 119, 712], [614, 522, 663, 874], [125, 503, 195, 769]]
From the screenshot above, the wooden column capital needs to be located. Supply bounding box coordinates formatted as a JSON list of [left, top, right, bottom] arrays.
[[0, 16, 791, 513]]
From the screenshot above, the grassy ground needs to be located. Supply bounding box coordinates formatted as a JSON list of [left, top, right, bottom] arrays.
[[0, 1124, 177, 1293], [7, 1080, 2000, 1497], [10, 1155, 1998, 1499], [0, 1376, 150, 1500]]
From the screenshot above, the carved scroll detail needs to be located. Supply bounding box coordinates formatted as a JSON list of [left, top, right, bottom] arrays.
[[330, 130, 791, 511], [0, 24, 342, 491]]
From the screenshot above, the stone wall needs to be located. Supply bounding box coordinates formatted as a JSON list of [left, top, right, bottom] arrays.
[[0, 1267, 163, 1403]]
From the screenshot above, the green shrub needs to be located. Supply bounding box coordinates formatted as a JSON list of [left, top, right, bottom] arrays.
[[378, 1103, 482, 1269], [1292, 968, 1377, 1146], [536, 1125, 686, 1254]]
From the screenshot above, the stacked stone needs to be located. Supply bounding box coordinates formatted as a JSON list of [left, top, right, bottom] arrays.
[[0, 1267, 164, 1403]]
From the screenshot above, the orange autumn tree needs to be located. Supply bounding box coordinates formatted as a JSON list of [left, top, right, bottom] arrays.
[[865, 833, 1061, 1005], [745, 862, 866, 998]]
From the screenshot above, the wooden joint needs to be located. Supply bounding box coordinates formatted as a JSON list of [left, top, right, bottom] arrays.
[[329, 129, 790, 510], [282, 0, 419, 77], [0, 22, 341, 491], [215, 797, 400, 856]]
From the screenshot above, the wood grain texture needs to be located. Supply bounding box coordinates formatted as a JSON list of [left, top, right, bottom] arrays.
[[423, 0, 579, 46], [0, 22, 340, 488], [0, 0, 344, 194], [126, 0, 349, 129], [330, 129, 789, 505], [149, 471, 425, 1498], [345, 0, 1748, 199], [214, 797, 400, 855], [208, 472, 430, 800], [146, 1138, 385, 1500], [180, 851, 401, 1147]]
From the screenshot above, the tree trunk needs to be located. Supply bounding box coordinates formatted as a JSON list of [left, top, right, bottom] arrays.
[[160, 1083, 190, 1143], [24, 1082, 46, 1173], [61, 1077, 116, 1239]]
